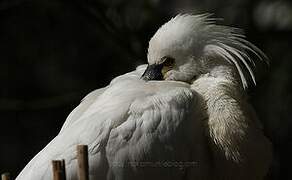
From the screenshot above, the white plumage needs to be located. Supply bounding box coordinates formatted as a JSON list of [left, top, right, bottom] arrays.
[[17, 14, 272, 180]]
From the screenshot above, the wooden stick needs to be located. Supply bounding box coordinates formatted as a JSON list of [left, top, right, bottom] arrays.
[[60, 159, 66, 180], [1, 173, 10, 180], [52, 160, 66, 180], [77, 145, 89, 180]]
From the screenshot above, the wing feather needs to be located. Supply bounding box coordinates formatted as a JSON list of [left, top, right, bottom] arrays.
[[17, 66, 207, 180], [59, 65, 147, 133]]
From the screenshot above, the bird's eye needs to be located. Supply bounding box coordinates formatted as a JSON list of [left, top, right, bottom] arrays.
[[161, 56, 175, 77], [162, 56, 175, 67]]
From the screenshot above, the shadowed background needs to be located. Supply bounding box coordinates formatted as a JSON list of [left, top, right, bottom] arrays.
[[0, 0, 291, 179]]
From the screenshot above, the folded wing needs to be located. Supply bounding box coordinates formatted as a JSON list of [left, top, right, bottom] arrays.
[[17, 66, 207, 180]]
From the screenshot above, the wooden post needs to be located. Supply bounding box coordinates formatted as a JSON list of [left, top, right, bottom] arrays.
[[1, 173, 10, 180], [60, 159, 66, 180], [52, 160, 66, 180], [77, 145, 89, 180]]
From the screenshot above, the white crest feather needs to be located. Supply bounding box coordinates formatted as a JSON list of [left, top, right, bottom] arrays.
[[148, 14, 268, 89]]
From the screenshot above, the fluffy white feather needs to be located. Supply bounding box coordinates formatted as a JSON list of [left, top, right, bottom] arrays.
[[17, 14, 272, 180], [148, 14, 267, 88], [17, 67, 210, 180]]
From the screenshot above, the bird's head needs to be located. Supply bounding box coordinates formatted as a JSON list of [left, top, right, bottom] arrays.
[[141, 14, 267, 89]]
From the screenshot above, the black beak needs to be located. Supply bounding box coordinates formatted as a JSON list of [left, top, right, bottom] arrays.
[[141, 64, 163, 81]]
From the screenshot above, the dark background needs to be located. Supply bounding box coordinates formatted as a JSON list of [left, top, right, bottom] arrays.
[[0, 0, 291, 179]]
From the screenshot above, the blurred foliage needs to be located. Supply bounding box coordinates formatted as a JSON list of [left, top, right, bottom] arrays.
[[0, 0, 291, 179]]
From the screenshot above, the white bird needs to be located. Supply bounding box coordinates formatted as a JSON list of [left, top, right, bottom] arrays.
[[17, 14, 272, 180]]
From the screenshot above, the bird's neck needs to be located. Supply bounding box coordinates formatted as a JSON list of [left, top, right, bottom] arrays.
[[192, 64, 245, 96], [191, 66, 250, 175], [196, 56, 246, 91], [209, 64, 244, 89], [191, 74, 271, 179]]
